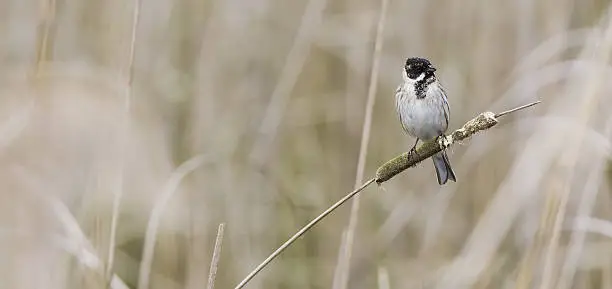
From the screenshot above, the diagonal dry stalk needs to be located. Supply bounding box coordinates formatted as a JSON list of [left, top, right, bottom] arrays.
[[234, 178, 376, 289], [334, 0, 389, 288], [233, 101, 540, 289]]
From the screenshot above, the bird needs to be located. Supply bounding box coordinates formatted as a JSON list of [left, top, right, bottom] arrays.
[[395, 57, 456, 185]]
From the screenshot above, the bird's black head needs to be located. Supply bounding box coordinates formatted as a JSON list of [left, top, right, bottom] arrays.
[[404, 57, 436, 80]]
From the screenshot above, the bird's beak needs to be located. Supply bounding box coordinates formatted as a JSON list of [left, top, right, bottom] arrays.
[[428, 67, 436, 72]]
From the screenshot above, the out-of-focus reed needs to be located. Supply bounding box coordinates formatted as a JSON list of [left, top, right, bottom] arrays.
[[0, 0, 611, 288]]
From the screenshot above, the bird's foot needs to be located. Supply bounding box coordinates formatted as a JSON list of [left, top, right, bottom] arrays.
[[409, 146, 419, 157], [437, 135, 452, 150]]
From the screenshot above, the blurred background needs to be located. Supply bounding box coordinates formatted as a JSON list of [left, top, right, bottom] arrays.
[[1, 0, 612, 288]]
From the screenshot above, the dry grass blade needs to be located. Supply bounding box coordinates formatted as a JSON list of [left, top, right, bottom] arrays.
[[336, 0, 389, 287], [107, 0, 142, 279], [207, 223, 226, 289], [138, 155, 210, 289], [558, 167, 605, 289], [572, 217, 612, 238], [494, 101, 541, 118], [377, 266, 390, 289], [44, 193, 130, 289], [34, 0, 55, 75]]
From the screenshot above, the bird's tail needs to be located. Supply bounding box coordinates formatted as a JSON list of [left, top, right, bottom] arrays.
[[432, 151, 456, 185]]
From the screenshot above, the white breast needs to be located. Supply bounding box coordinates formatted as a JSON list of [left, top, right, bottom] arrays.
[[395, 81, 449, 141]]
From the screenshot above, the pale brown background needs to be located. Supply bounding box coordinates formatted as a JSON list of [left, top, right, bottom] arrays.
[[0, 0, 611, 288]]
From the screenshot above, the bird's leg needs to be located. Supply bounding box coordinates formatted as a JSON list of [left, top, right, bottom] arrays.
[[409, 138, 420, 156]]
